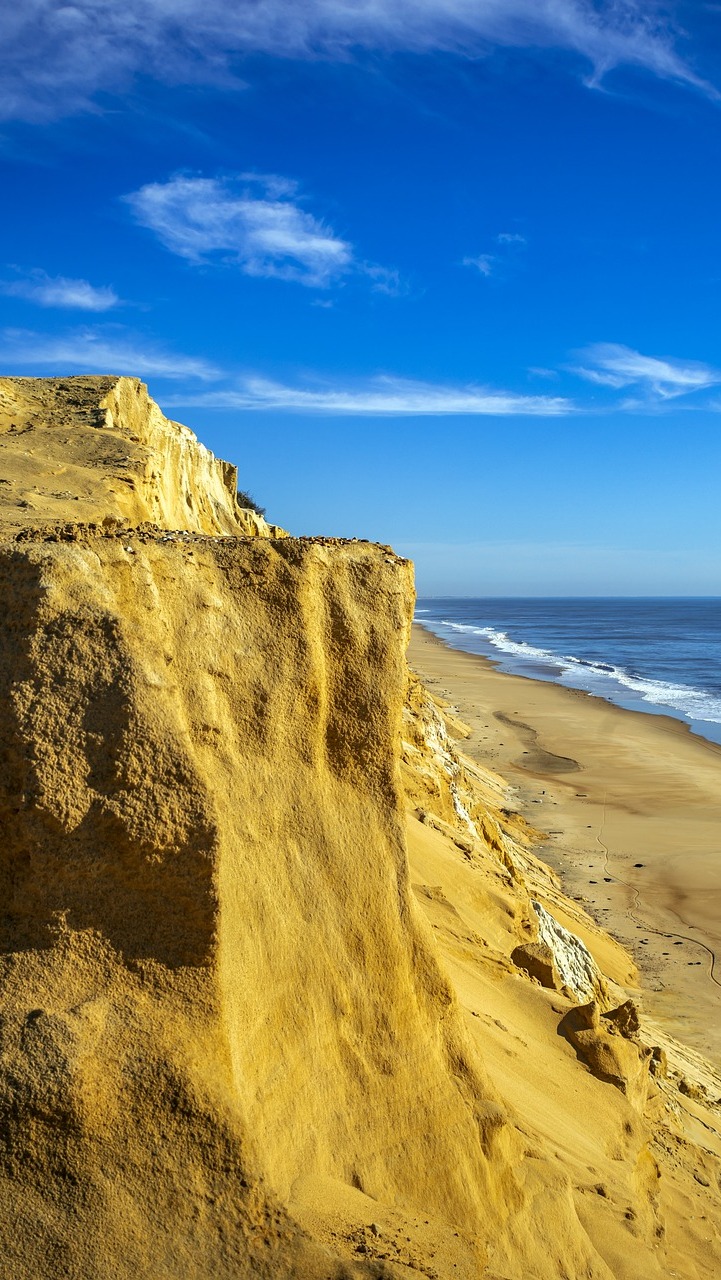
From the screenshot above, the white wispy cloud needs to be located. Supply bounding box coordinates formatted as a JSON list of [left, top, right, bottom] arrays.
[[462, 254, 495, 277], [360, 263, 404, 295], [124, 174, 354, 288], [0, 1, 712, 122], [0, 327, 219, 380], [125, 172, 399, 291], [164, 374, 572, 416], [463, 234, 527, 279], [0, 269, 119, 311], [573, 343, 721, 399]]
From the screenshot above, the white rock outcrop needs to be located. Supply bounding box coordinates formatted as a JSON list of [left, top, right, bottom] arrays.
[[532, 900, 609, 1005]]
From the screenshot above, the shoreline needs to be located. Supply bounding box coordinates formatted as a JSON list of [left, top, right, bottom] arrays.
[[415, 615, 721, 753], [409, 621, 721, 1063]]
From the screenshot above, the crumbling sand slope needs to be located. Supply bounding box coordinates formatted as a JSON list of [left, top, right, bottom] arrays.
[[0, 375, 282, 537], [0, 379, 719, 1279], [398, 679, 721, 1279]]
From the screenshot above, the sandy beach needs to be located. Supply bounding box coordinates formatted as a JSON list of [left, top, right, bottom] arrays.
[[409, 622, 721, 1065]]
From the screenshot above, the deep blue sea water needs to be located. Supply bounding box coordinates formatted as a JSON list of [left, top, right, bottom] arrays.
[[415, 599, 721, 747]]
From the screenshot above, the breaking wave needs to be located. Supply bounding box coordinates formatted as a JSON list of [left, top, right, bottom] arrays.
[[435, 620, 721, 726]]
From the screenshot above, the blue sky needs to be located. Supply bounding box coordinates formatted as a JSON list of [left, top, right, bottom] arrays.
[[2, 1, 721, 594]]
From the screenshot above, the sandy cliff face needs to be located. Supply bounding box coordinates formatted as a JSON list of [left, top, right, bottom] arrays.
[[0, 526, 523, 1278], [1, 379, 719, 1280], [0, 375, 283, 536]]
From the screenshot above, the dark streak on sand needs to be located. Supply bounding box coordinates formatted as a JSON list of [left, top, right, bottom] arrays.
[[493, 711, 580, 775]]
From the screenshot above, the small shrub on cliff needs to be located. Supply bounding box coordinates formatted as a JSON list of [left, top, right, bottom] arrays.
[[237, 489, 266, 518]]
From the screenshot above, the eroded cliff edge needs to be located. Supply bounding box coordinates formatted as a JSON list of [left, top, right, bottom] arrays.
[[0, 378, 719, 1280]]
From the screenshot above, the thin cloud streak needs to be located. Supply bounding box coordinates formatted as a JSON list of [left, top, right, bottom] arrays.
[[574, 343, 721, 399], [0, 269, 119, 311], [462, 255, 495, 277], [166, 374, 572, 416], [463, 234, 526, 279], [1, 1, 713, 122], [0, 328, 219, 380]]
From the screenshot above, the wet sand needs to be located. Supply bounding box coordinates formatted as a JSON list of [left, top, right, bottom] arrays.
[[409, 623, 721, 1064]]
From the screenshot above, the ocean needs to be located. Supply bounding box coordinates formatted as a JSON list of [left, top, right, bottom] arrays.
[[415, 598, 721, 747]]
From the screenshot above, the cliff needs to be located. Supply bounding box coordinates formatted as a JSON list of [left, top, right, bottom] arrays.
[[0, 378, 719, 1279], [0, 528, 486, 1277], [0, 375, 283, 537]]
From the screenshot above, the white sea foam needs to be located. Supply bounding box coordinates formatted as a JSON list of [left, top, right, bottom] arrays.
[[436, 620, 721, 726]]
